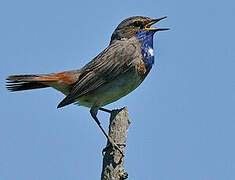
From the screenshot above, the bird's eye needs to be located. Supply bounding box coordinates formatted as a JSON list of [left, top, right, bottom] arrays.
[[133, 21, 142, 27]]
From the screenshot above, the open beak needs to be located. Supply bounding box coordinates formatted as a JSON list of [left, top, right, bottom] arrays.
[[144, 16, 170, 32]]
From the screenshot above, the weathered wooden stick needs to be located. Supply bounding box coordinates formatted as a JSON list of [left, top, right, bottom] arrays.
[[101, 107, 130, 180]]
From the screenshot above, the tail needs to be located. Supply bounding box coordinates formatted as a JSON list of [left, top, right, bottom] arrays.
[[6, 70, 81, 92], [6, 75, 50, 92]]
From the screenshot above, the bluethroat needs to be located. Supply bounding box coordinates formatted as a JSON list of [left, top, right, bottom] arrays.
[[6, 16, 169, 155]]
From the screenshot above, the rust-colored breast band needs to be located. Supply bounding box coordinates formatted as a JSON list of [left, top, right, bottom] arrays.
[[137, 62, 148, 80]]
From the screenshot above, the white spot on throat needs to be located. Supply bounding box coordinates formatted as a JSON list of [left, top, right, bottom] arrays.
[[148, 48, 154, 56]]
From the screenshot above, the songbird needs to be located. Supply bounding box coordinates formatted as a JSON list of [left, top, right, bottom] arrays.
[[6, 16, 169, 153]]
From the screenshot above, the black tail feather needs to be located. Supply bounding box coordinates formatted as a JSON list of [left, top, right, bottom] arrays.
[[6, 74, 49, 92], [6, 82, 49, 91]]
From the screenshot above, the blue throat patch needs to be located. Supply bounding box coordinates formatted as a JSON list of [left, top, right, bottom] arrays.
[[135, 30, 155, 71]]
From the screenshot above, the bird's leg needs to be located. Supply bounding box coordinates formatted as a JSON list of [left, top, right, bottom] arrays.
[[99, 107, 112, 113], [90, 105, 124, 156]]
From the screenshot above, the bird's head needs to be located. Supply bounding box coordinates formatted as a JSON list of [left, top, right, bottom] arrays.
[[110, 16, 169, 43]]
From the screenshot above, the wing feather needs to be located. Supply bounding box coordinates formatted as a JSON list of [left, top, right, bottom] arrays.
[[57, 39, 141, 108]]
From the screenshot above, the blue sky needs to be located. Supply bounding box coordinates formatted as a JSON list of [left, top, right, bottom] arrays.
[[1, 0, 234, 179]]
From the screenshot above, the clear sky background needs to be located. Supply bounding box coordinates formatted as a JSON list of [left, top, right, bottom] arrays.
[[0, 0, 234, 179]]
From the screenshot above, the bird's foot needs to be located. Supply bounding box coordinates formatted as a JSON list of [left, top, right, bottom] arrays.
[[102, 141, 126, 157], [99, 107, 125, 114], [90, 106, 125, 156]]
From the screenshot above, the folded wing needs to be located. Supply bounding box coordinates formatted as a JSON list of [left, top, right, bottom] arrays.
[[57, 39, 141, 108]]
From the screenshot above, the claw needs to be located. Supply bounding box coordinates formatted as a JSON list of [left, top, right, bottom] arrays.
[[90, 105, 124, 156]]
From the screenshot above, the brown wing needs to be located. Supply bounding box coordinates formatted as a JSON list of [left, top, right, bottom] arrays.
[[57, 39, 141, 108]]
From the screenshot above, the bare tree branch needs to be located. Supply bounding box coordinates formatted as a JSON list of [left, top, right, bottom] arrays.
[[101, 107, 130, 180]]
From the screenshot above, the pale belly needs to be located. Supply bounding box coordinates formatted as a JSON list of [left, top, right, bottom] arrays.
[[77, 68, 143, 108]]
